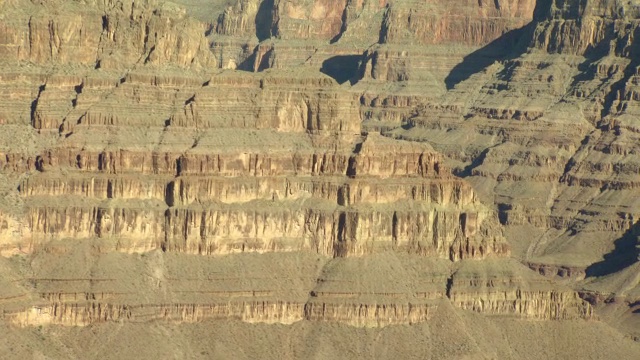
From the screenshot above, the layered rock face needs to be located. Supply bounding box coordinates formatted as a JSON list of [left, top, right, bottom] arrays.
[[0, 0, 600, 336], [0, 0, 215, 70], [385, 0, 640, 340], [8, 1, 640, 359], [394, 0, 640, 268], [355, 0, 537, 132]]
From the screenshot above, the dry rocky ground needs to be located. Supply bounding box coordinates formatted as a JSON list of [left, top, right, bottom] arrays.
[[0, 0, 639, 358]]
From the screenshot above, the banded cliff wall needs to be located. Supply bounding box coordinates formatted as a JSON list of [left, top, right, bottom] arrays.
[[386, 0, 640, 339], [3, 0, 633, 341]]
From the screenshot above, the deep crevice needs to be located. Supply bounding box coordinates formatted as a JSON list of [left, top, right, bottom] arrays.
[[255, 48, 274, 72], [334, 212, 348, 257], [497, 203, 511, 225], [255, 0, 275, 41], [392, 211, 398, 249], [165, 181, 175, 207], [445, 275, 454, 298], [106, 180, 114, 199], [143, 45, 156, 64], [175, 157, 183, 176], [101, 15, 108, 31], [161, 209, 171, 252], [34, 156, 44, 172], [236, 48, 257, 72], [329, 5, 349, 44], [30, 84, 46, 128]]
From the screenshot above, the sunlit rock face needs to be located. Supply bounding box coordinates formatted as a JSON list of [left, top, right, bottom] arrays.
[[11, 1, 640, 352]]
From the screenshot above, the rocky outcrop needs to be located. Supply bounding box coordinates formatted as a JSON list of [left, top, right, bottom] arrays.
[[0, 0, 215, 70], [449, 259, 593, 320]]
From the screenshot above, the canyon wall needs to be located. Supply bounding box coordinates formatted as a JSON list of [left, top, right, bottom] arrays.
[[386, 0, 640, 339], [3, 0, 637, 350]]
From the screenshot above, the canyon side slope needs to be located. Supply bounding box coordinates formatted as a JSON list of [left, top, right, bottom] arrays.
[[0, 0, 638, 358]]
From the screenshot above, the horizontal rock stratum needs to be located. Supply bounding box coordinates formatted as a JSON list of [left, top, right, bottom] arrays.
[[0, 0, 639, 359]]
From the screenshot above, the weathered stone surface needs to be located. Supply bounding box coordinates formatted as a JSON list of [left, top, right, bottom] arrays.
[[0, 0, 638, 358], [380, 0, 640, 340]]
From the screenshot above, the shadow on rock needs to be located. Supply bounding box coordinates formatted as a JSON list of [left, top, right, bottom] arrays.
[[444, 25, 532, 90], [255, 0, 275, 42], [321, 55, 362, 84], [585, 221, 640, 277]]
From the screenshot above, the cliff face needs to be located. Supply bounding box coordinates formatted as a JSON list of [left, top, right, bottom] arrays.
[[383, 0, 640, 340], [395, 0, 640, 269], [0, 0, 215, 69], [380, 0, 536, 45], [2, 0, 637, 356]]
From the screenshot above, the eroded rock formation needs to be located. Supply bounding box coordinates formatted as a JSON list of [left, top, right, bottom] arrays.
[[1, 0, 639, 357]]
